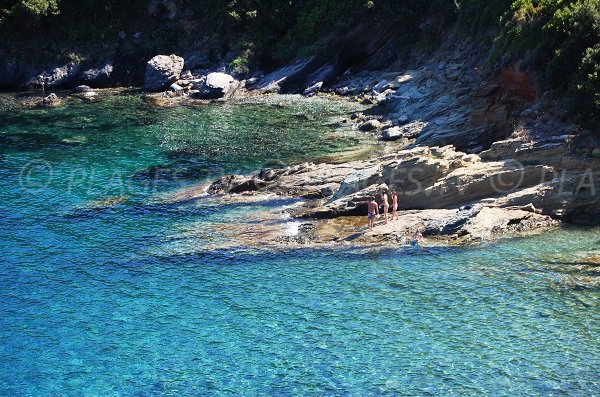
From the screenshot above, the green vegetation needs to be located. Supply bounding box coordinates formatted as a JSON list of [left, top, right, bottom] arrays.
[[0, 0, 449, 66], [0, 0, 59, 18], [488, 0, 600, 126]]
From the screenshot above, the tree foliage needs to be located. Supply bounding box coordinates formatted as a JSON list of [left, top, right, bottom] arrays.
[[491, 0, 600, 125]]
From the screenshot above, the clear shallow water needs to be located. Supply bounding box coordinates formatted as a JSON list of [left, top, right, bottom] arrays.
[[1, 94, 599, 396]]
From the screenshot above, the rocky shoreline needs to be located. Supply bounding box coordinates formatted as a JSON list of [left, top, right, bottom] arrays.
[[165, 44, 598, 247], [7, 43, 600, 247]]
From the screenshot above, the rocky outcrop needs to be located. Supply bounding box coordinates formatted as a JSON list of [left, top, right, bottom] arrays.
[[206, 134, 600, 225], [250, 20, 402, 95], [209, 161, 360, 198], [315, 43, 533, 154], [144, 54, 184, 91], [80, 62, 114, 87], [254, 59, 311, 93], [25, 62, 82, 89], [347, 206, 558, 245], [196, 72, 240, 99]]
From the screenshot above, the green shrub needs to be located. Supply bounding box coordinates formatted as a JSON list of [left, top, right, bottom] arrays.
[[489, 0, 600, 127]]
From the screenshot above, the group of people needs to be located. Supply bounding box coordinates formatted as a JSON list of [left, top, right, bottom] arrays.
[[358, 190, 424, 244], [359, 190, 399, 231]]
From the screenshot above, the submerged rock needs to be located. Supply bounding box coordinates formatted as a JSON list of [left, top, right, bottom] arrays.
[[37, 93, 62, 108]]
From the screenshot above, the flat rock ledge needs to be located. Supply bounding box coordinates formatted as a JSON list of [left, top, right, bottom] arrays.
[[272, 205, 558, 247], [201, 139, 598, 247]]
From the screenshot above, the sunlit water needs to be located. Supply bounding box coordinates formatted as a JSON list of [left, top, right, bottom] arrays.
[[1, 94, 599, 396]]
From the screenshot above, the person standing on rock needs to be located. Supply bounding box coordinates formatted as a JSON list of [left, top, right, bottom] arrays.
[[381, 190, 390, 224], [391, 191, 399, 220], [357, 196, 379, 231]]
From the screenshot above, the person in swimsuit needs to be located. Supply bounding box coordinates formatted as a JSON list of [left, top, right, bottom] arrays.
[[358, 196, 379, 231], [381, 190, 389, 224], [391, 191, 399, 220], [411, 229, 423, 246]]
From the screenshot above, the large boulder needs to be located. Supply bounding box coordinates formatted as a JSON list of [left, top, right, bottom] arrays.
[[144, 54, 184, 91], [197, 72, 240, 99]]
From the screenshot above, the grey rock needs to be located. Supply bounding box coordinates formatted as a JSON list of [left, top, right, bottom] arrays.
[[245, 76, 260, 87], [38, 93, 62, 107], [479, 138, 524, 161], [303, 64, 336, 90], [445, 64, 462, 81], [74, 85, 92, 92], [359, 119, 382, 131], [190, 77, 206, 89], [461, 207, 558, 239], [80, 62, 113, 87], [335, 86, 350, 95], [303, 81, 323, 97], [26, 62, 81, 89], [144, 54, 184, 91], [361, 97, 377, 105], [180, 70, 193, 80], [71, 85, 97, 100], [208, 175, 266, 194], [381, 127, 403, 141], [423, 205, 481, 236], [398, 121, 428, 139], [183, 54, 210, 71], [170, 83, 183, 92], [197, 72, 240, 99], [175, 79, 191, 87], [254, 59, 311, 93], [373, 79, 389, 93]]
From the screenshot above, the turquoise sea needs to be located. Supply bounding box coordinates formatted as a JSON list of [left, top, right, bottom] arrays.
[[0, 93, 599, 396]]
